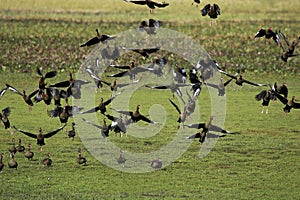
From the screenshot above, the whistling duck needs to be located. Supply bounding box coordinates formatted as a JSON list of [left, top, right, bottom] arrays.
[[13, 124, 66, 151], [273, 93, 300, 113], [80, 29, 116, 47], [174, 64, 187, 84], [124, 0, 169, 13], [16, 138, 25, 153], [151, 158, 162, 169], [0, 107, 13, 134], [34, 88, 53, 109], [117, 149, 126, 167], [146, 80, 192, 104], [82, 118, 111, 144], [108, 79, 139, 93], [68, 122, 76, 140], [42, 153, 52, 166], [201, 4, 220, 25], [8, 138, 17, 154], [185, 116, 228, 143], [4, 84, 39, 110], [125, 47, 160, 58], [81, 96, 118, 115], [101, 46, 120, 60], [255, 28, 280, 46], [189, 68, 203, 97], [86, 68, 111, 92], [0, 153, 4, 172], [36, 67, 57, 90], [105, 114, 130, 137], [25, 144, 34, 161], [8, 152, 18, 169], [77, 148, 87, 165], [255, 89, 276, 114], [108, 61, 150, 80], [273, 82, 288, 98], [146, 57, 167, 77], [111, 104, 156, 124], [168, 98, 189, 128], [192, 0, 200, 7], [185, 90, 197, 116], [278, 32, 300, 62], [48, 104, 82, 124], [137, 19, 162, 34], [219, 70, 266, 87], [206, 78, 233, 96]]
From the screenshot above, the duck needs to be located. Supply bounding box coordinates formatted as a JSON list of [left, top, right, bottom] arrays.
[[0, 107, 13, 134], [151, 158, 162, 169], [25, 144, 34, 161], [8, 152, 18, 169], [168, 98, 189, 128], [8, 138, 17, 154], [82, 118, 111, 144], [0, 153, 4, 173], [13, 124, 66, 151], [101, 46, 120, 60], [255, 89, 276, 114], [80, 29, 116, 47], [86, 68, 111, 92], [117, 149, 126, 167], [81, 96, 118, 115], [36, 67, 57, 90], [109, 79, 140, 92], [111, 104, 156, 124], [219, 70, 266, 87], [108, 61, 150, 80], [273, 92, 300, 113], [137, 19, 162, 34], [273, 82, 288, 98], [67, 122, 76, 140], [192, 0, 200, 7], [255, 28, 280, 46], [278, 31, 300, 62], [125, 47, 160, 58], [42, 153, 52, 167], [205, 78, 233, 96], [47, 104, 82, 124], [77, 148, 87, 165], [105, 114, 130, 137], [4, 84, 39, 110], [16, 138, 25, 153], [201, 4, 221, 25], [124, 0, 169, 13], [185, 116, 229, 143], [174, 64, 187, 84]]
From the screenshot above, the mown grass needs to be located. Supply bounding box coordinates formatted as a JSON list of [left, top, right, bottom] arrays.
[[0, 0, 300, 199]]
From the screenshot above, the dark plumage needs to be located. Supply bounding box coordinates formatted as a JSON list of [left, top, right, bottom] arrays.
[[201, 3, 220, 22], [273, 93, 300, 113], [68, 122, 76, 140], [36, 67, 57, 90], [255, 89, 276, 114], [255, 28, 280, 46], [81, 96, 117, 115], [278, 32, 300, 62], [192, 0, 200, 7], [82, 118, 111, 144], [124, 0, 169, 13], [80, 29, 116, 47], [25, 144, 34, 161], [0, 107, 12, 134], [13, 124, 66, 151], [16, 139, 25, 153], [47, 105, 82, 124], [137, 19, 162, 34], [105, 114, 130, 136], [117, 149, 126, 167], [8, 138, 17, 154], [126, 47, 160, 58], [77, 149, 87, 165], [42, 153, 52, 167], [8, 152, 18, 169], [219, 70, 266, 87], [86, 68, 111, 91], [273, 82, 288, 98], [205, 78, 233, 96], [151, 158, 162, 169], [108, 61, 150, 80], [0, 153, 4, 173]]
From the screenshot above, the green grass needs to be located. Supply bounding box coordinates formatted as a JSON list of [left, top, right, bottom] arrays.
[[0, 0, 300, 199]]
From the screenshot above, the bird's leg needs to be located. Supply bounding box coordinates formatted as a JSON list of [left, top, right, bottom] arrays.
[[261, 106, 264, 114], [210, 20, 212, 26], [28, 106, 32, 112], [40, 146, 43, 152], [9, 127, 14, 135], [266, 107, 269, 114]]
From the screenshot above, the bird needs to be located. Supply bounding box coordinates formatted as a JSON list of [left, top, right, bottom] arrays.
[[255, 28, 280, 46], [124, 47, 160, 58], [8, 138, 17, 154], [117, 149, 126, 167], [82, 118, 111, 144], [80, 29, 116, 47], [8, 152, 18, 169], [255, 89, 276, 114], [13, 124, 66, 151], [192, 0, 200, 7], [151, 158, 162, 169], [105, 114, 130, 137], [205, 78, 233, 96], [0, 107, 13, 134], [0, 153, 4, 173], [219, 70, 266, 87], [174, 64, 187, 84], [168, 98, 190, 128], [185, 116, 229, 143], [4, 84, 39, 110], [36, 67, 57, 90], [124, 0, 169, 13], [137, 19, 162, 34], [47, 104, 82, 124], [273, 82, 288, 98], [273, 93, 300, 113], [81, 96, 118, 115], [145, 57, 168, 77], [278, 32, 300, 62], [67, 122, 76, 140], [24, 144, 34, 161], [42, 152, 52, 167], [16, 138, 25, 153], [77, 148, 87, 165], [201, 4, 221, 25], [108, 61, 150, 80], [101, 46, 120, 60], [86, 68, 111, 92], [111, 104, 156, 124]]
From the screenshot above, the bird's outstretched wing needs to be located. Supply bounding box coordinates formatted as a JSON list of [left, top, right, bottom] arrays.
[[5, 84, 23, 96], [124, 0, 147, 5], [273, 91, 288, 105], [44, 71, 57, 79], [44, 124, 67, 138], [184, 123, 205, 129], [111, 108, 133, 116], [255, 90, 267, 101], [139, 115, 156, 124], [243, 79, 266, 87], [80, 37, 100, 47], [107, 71, 129, 78], [81, 107, 99, 114], [12, 126, 37, 139], [49, 80, 71, 88], [209, 125, 228, 133], [213, 4, 221, 15], [168, 98, 181, 114], [153, 1, 169, 8], [201, 4, 211, 16], [82, 118, 103, 129]]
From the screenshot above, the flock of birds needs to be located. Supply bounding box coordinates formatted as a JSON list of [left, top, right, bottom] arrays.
[[0, 0, 299, 172]]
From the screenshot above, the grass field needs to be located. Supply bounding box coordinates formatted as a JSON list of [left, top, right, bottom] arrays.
[[0, 0, 300, 199]]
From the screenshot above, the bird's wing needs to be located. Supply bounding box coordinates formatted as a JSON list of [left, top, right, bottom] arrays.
[[148, 19, 161, 28], [187, 132, 200, 139], [44, 124, 66, 138], [255, 90, 267, 101], [184, 123, 205, 129], [109, 65, 131, 70], [49, 80, 70, 88], [274, 91, 288, 105], [28, 89, 40, 98], [201, 4, 211, 16], [5, 84, 22, 96], [82, 118, 103, 129], [153, 1, 169, 8], [293, 102, 300, 109], [81, 107, 99, 114], [13, 126, 37, 138], [36, 67, 43, 76], [139, 115, 155, 124], [243, 79, 266, 87], [219, 71, 238, 80], [168, 98, 181, 114], [146, 85, 169, 89], [44, 71, 57, 79], [105, 114, 118, 121], [1, 107, 11, 116], [111, 108, 133, 116], [223, 79, 233, 86], [80, 37, 100, 47], [107, 71, 129, 78], [104, 96, 116, 106], [209, 125, 228, 133], [124, 0, 147, 5], [213, 4, 221, 15]]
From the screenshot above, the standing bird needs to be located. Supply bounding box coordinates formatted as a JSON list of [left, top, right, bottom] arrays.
[[42, 153, 52, 167], [80, 29, 116, 47], [255, 89, 276, 114], [68, 122, 76, 140], [8, 138, 17, 154], [16, 138, 25, 153], [77, 148, 87, 165], [0, 107, 13, 134], [201, 3, 221, 25], [8, 152, 18, 169], [13, 124, 66, 151], [124, 0, 169, 13], [25, 144, 34, 161], [255, 28, 280, 46], [117, 149, 126, 167], [151, 158, 162, 169], [0, 153, 4, 173]]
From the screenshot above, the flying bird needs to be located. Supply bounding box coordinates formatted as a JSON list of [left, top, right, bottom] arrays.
[[0, 107, 13, 134], [192, 0, 200, 7], [218, 70, 266, 87], [124, 0, 169, 13], [278, 31, 300, 62], [80, 29, 116, 47], [255, 28, 281, 46], [137, 19, 162, 34]]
